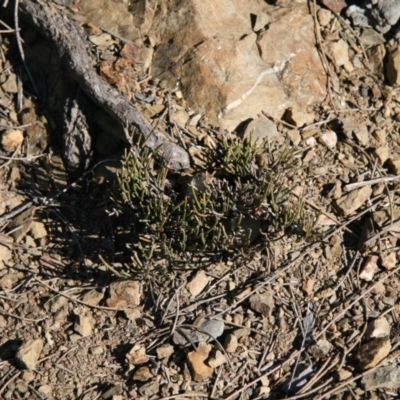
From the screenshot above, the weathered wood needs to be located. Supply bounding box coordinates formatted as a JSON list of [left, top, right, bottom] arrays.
[[19, 0, 190, 170]]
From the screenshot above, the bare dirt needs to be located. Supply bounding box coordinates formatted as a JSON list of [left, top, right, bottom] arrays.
[[1, 1, 400, 400]]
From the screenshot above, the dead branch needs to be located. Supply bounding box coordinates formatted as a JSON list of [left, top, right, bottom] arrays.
[[19, 0, 190, 170]]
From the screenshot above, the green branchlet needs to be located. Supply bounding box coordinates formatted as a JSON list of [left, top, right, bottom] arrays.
[[112, 135, 304, 268]]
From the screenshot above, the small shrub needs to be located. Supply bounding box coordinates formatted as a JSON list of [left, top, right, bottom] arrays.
[[112, 135, 304, 270]]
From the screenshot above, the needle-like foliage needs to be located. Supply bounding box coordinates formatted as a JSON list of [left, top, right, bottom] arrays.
[[112, 135, 304, 269]]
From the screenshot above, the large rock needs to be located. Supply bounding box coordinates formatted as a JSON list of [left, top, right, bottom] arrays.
[[148, 1, 326, 131]]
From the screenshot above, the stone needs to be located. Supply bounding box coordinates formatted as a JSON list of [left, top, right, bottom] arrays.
[[233, 327, 250, 339], [319, 130, 337, 148], [242, 115, 281, 144], [366, 317, 390, 340], [359, 255, 379, 281], [347, 3, 393, 33], [343, 61, 354, 73], [357, 337, 391, 371], [30, 221, 47, 240], [328, 39, 349, 67], [138, 45, 154, 73], [372, 209, 400, 232], [156, 344, 174, 360], [333, 186, 372, 216], [38, 385, 52, 396], [372, 282, 385, 295], [207, 349, 227, 368], [106, 280, 141, 309], [102, 384, 123, 399], [322, 0, 347, 13], [15, 338, 44, 370], [304, 136, 317, 148], [69, 333, 82, 343], [20, 370, 35, 383], [315, 213, 338, 229], [360, 29, 385, 47], [0, 242, 13, 268], [150, 2, 326, 131], [255, 386, 271, 397], [224, 334, 238, 353], [172, 109, 190, 126], [302, 278, 315, 297], [89, 33, 114, 47], [188, 113, 202, 126], [2, 73, 18, 93], [80, 0, 141, 42], [284, 108, 315, 128], [133, 366, 153, 382], [249, 291, 274, 318], [90, 345, 104, 355], [381, 252, 396, 270], [81, 289, 104, 306], [1, 129, 23, 152], [367, 45, 386, 77], [74, 314, 92, 337], [371, 83, 382, 99], [186, 270, 210, 297], [138, 380, 160, 397], [362, 365, 400, 390], [124, 307, 142, 321], [17, 380, 30, 393], [371, 1, 400, 32], [317, 8, 333, 27], [173, 317, 224, 346], [354, 124, 369, 146], [340, 117, 369, 146], [389, 158, 400, 174], [126, 344, 149, 365], [287, 129, 301, 146], [373, 144, 390, 165], [25, 235, 36, 249], [337, 368, 353, 381], [318, 287, 334, 299], [0, 272, 24, 290], [386, 46, 400, 86], [187, 342, 213, 381], [310, 339, 332, 359]]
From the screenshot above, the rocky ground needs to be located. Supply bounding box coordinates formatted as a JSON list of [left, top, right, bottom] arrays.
[[1, 0, 400, 399]]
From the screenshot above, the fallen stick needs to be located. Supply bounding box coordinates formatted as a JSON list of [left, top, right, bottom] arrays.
[[19, 0, 190, 170]]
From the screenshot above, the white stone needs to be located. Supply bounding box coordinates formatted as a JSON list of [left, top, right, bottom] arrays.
[[319, 130, 337, 148], [359, 255, 379, 281], [366, 317, 390, 340], [329, 39, 349, 67], [187, 270, 210, 297]]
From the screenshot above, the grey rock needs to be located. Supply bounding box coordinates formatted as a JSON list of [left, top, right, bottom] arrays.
[[347, 1, 400, 36], [362, 366, 400, 390], [346, 6, 370, 29], [242, 116, 282, 144], [360, 28, 385, 47], [173, 317, 224, 346], [371, 0, 400, 31]]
